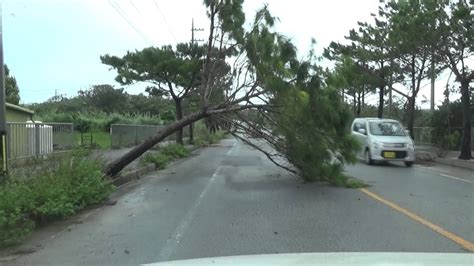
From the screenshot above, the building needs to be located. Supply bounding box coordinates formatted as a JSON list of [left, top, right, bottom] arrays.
[[6, 102, 34, 122]]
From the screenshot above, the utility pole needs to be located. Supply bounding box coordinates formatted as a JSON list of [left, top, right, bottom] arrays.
[[188, 18, 203, 144], [430, 52, 435, 111], [388, 85, 392, 118], [0, 1, 7, 177], [388, 59, 393, 118], [191, 18, 204, 45]]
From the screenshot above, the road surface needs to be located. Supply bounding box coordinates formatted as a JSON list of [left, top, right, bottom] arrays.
[[2, 138, 473, 265]]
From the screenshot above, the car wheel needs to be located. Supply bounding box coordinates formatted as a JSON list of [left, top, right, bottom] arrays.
[[404, 161, 413, 167], [364, 149, 373, 165]]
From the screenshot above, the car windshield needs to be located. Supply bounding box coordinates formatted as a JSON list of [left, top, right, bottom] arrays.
[[369, 121, 406, 136]]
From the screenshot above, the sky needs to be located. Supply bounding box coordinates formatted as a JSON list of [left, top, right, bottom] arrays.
[[3, 0, 461, 107]]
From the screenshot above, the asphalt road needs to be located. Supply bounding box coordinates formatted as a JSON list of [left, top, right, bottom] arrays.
[[2, 138, 473, 265]]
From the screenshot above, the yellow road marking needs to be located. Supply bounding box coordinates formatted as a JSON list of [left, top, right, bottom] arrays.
[[440, 174, 473, 183], [359, 188, 474, 252]]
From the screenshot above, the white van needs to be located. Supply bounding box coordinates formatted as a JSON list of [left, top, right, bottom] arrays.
[[351, 118, 415, 167]]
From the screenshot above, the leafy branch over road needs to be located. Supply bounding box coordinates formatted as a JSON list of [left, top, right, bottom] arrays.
[[101, 1, 359, 185]]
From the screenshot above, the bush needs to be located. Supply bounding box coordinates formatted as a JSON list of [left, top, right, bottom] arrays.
[[193, 138, 207, 147], [431, 101, 463, 147], [36, 111, 163, 133], [0, 154, 113, 247], [0, 182, 35, 247], [161, 144, 190, 159], [141, 153, 171, 169], [140, 144, 190, 169], [435, 131, 461, 157]]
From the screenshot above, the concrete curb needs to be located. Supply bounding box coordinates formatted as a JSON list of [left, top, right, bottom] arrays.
[[415, 150, 437, 162], [435, 157, 474, 171], [112, 163, 156, 186]]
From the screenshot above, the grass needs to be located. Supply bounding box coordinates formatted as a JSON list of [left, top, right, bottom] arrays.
[[194, 130, 228, 147], [74, 132, 111, 149], [343, 178, 369, 188]]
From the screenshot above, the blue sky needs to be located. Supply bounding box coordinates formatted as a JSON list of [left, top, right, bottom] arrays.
[[4, 0, 455, 107]]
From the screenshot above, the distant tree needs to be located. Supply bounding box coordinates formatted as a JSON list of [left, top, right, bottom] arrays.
[[431, 100, 464, 150], [101, 43, 205, 144], [78, 84, 129, 113], [4, 65, 20, 105], [436, 0, 473, 159], [128, 93, 174, 118], [325, 13, 395, 119], [382, 0, 443, 140], [329, 56, 377, 117]]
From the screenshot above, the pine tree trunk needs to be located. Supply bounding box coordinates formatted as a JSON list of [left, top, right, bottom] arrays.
[[378, 83, 384, 118], [353, 94, 357, 116], [356, 92, 361, 117], [189, 123, 194, 144], [459, 80, 472, 160], [104, 110, 206, 177], [407, 97, 416, 140], [175, 100, 184, 145], [362, 90, 365, 109]]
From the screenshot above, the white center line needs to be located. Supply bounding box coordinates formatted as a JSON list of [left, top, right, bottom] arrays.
[[157, 141, 235, 261], [439, 173, 473, 183]]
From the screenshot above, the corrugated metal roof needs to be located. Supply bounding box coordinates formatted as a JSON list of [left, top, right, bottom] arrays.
[[5, 102, 34, 114]]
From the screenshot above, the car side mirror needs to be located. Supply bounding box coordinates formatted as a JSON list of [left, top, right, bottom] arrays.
[[358, 128, 366, 135]]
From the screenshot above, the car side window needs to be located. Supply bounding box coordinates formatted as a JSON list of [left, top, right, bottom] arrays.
[[353, 122, 360, 132], [353, 121, 367, 134]]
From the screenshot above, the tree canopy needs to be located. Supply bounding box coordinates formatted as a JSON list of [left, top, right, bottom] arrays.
[[102, 1, 360, 186], [324, 0, 472, 159], [5, 65, 20, 105]]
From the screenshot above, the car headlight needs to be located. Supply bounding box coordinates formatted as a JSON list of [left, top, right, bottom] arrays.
[[372, 142, 380, 149]]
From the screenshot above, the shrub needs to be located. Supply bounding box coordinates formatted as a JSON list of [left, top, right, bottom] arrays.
[[141, 153, 171, 169], [0, 182, 35, 246], [36, 111, 163, 133], [0, 153, 113, 247], [193, 138, 207, 147], [160, 144, 190, 159], [435, 131, 461, 157], [140, 144, 190, 170], [207, 131, 227, 144]]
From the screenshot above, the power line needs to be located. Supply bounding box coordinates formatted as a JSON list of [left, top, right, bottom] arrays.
[[108, 0, 153, 45], [152, 0, 178, 43], [129, 0, 142, 14]]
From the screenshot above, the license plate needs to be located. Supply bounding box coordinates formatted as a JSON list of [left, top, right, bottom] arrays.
[[383, 151, 396, 158]]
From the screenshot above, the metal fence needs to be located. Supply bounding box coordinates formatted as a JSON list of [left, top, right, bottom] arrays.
[[412, 126, 472, 147], [6, 122, 75, 160], [110, 124, 190, 149], [412, 127, 434, 145]]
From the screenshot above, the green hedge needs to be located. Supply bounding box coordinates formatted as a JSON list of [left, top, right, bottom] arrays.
[[36, 111, 163, 132]]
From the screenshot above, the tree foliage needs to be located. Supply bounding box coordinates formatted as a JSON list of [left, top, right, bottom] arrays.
[[4, 65, 20, 105], [78, 84, 128, 113], [101, 44, 205, 144], [383, 0, 443, 139], [436, 0, 473, 159], [102, 1, 359, 186], [324, 0, 472, 159]]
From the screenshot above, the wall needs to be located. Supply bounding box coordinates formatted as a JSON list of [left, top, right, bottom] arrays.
[[6, 107, 31, 122]]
